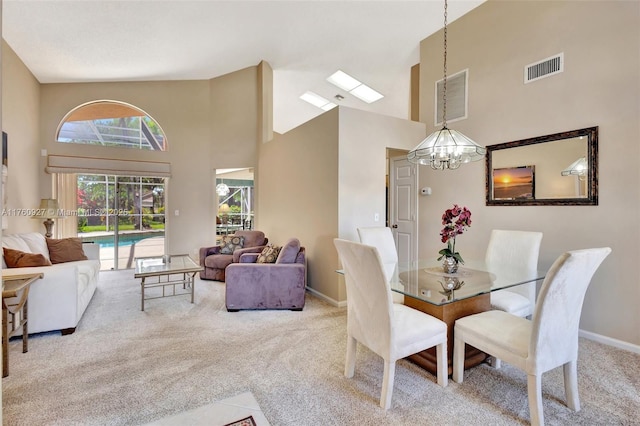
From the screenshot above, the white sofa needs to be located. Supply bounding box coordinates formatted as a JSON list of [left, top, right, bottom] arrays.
[[2, 232, 100, 335]]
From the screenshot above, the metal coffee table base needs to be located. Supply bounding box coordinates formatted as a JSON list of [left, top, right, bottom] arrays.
[[134, 255, 204, 311], [140, 271, 197, 311]]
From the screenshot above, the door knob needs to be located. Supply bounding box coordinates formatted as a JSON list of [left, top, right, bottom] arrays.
[[392, 224, 398, 229]]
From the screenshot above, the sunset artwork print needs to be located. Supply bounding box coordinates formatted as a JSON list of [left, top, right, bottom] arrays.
[[492, 166, 535, 200]]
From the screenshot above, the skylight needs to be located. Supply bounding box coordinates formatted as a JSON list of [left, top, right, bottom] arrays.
[[300, 91, 337, 111], [327, 70, 384, 103], [326, 70, 361, 91]]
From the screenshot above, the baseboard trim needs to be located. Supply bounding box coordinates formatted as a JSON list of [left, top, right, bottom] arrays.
[[579, 329, 640, 354], [306, 287, 347, 308]]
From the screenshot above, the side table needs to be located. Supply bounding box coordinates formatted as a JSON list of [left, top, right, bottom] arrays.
[[2, 272, 43, 377]]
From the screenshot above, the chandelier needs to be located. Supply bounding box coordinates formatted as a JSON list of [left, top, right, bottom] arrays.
[[407, 0, 485, 170], [216, 183, 230, 196], [561, 157, 587, 180]]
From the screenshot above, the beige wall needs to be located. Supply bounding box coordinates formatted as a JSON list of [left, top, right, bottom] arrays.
[[257, 61, 273, 144], [3, 59, 262, 257], [258, 108, 340, 301], [39, 80, 212, 257], [1, 42, 41, 234], [3, 0, 636, 349], [418, 0, 640, 346], [258, 107, 425, 304], [210, 66, 259, 170], [338, 108, 425, 302], [338, 107, 425, 241]]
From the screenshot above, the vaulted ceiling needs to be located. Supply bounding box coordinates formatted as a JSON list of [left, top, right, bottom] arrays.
[[2, 0, 485, 133]]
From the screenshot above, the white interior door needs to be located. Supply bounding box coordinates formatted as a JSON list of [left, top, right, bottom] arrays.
[[390, 156, 417, 264]]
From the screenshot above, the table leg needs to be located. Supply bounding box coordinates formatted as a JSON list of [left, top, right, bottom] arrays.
[[22, 299, 28, 353], [404, 293, 490, 375], [141, 278, 145, 311], [2, 301, 8, 378], [190, 272, 195, 304]]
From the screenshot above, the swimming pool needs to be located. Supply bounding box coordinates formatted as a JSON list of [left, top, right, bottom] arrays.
[[80, 231, 165, 248]]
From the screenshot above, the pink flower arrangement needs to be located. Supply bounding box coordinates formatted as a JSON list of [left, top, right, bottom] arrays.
[[437, 204, 472, 264]]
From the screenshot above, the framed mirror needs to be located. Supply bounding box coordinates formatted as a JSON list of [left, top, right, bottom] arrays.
[[486, 127, 598, 206]]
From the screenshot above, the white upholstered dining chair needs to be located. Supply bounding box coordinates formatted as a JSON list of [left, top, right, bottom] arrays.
[[334, 239, 448, 410], [453, 247, 611, 426], [357, 227, 398, 283], [485, 229, 543, 318], [357, 226, 403, 304]]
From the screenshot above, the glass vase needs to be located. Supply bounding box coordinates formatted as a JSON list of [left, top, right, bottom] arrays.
[[442, 257, 459, 274]]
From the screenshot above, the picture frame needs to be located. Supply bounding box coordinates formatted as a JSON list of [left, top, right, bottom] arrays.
[[492, 165, 535, 200]]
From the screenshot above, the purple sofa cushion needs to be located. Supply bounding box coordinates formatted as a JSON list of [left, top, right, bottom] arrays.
[[225, 262, 306, 310], [239, 253, 260, 263], [204, 253, 233, 269], [234, 230, 266, 248], [276, 238, 301, 264]]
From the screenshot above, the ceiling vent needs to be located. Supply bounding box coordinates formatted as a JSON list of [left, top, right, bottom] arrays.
[[525, 53, 564, 84], [435, 69, 468, 126]]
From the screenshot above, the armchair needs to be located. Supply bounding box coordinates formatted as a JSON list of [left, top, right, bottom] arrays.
[[199, 230, 268, 281], [225, 238, 306, 311]]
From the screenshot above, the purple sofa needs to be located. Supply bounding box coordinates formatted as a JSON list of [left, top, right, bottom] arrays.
[[225, 238, 306, 311], [199, 230, 268, 281]]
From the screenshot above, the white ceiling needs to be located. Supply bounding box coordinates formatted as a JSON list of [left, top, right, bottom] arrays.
[[2, 0, 485, 134]]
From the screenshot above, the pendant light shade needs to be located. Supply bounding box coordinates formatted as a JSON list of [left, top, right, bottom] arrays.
[[407, 127, 486, 170], [408, 0, 484, 170], [216, 183, 230, 196]]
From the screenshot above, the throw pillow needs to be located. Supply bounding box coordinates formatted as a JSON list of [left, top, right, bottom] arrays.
[[276, 238, 301, 264], [219, 235, 245, 255], [19, 232, 50, 259], [46, 238, 88, 264], [257, 244, 281, 264], [3, 247, 52, 268]]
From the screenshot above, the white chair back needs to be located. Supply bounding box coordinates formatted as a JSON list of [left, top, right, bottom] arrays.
[[485, 229, 543, 306], [530, 247, 611, 372], [485, 229, 542, 269], [357, 227, 398, 283], [453, 247, 611, 424], [334, 238, 394, 357]]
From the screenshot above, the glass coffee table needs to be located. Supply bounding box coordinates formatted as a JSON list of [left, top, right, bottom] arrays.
[[134, 255, 204, 311]]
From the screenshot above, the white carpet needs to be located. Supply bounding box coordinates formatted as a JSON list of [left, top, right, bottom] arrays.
[[2, 270, 639, 425]]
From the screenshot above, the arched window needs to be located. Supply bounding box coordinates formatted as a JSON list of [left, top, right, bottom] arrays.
[[56, 100, 167, 151]]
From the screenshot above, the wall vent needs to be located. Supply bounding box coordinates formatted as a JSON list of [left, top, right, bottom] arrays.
[[525, 53, 564, 84], [435, 69, 468, 126]]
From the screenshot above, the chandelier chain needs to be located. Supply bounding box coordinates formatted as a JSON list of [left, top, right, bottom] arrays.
[[442, 0, 448, 128], [405, 0, 485, 170]]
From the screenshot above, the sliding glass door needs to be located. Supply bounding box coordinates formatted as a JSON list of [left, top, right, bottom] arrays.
[[77, 174, 165, 270]]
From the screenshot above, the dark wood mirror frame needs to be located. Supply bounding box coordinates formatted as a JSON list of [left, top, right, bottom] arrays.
[[486, 126, 598, 206]]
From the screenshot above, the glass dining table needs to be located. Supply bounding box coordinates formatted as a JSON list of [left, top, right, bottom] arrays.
[[338, 259, 545, 375], [399, 259, 545, 374], [392, 259, 545, 305]]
